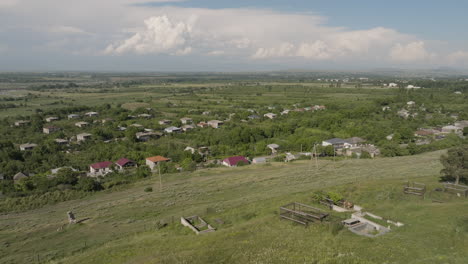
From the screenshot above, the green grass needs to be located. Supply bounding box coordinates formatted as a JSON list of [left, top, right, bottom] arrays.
[[1, 150, 467, 263]]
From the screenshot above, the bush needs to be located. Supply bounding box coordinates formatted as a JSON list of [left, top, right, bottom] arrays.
[[144, 186, 153, 192]]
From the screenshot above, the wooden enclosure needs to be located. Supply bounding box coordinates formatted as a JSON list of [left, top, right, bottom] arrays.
[[279, 202, 329, 226], [443, 183, 468, 198], [403, 181, 426, 196]]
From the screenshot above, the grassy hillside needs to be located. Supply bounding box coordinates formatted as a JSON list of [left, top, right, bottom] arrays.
[[1, 150, 467, 263]]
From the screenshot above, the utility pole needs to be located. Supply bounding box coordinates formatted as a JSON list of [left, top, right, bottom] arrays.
[[158, 162, 162, 191], [314, 144, 318, 170]]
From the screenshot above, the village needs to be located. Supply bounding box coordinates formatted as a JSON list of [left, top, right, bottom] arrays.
[[8, 97, 468, 184]]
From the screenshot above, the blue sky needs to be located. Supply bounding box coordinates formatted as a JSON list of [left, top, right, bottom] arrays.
[[1, 0, 468, 71]]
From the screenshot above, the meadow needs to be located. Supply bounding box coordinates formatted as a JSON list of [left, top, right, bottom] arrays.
[[1, 150, 467, 263]]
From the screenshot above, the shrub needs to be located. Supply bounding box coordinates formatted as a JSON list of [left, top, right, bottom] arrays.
[[144, 186, 153, 192]]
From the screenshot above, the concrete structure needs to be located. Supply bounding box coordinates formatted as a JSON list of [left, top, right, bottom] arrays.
[[180, 216, 215, 235]]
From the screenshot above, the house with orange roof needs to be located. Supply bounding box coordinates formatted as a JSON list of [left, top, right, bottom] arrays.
[[146, 155, 170, 170]]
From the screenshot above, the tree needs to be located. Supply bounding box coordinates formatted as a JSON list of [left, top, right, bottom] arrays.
[[55, 168, 79, 185], [440, 145, 468, 184], [76, 177, 102, 192]]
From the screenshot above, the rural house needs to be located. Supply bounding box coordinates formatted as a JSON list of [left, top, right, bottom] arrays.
[[138, 113, 152, 119], [264, 113, 277, 119], [267, 144, 280, 154], [43, 126, 60, 134], [158, 120, 172, 125], [68, 114, 80, 119], [19, 143, 37, 151], [77, 133, 92, 142], [14, 120, 30, 127], [54, 138, 68, 145], [146, 156, 170, 170], [115, 158, 137, 170], [13, 172, 29, 183], [45, 116, 59, 122], [75, 121, 89, 128], [180, 117, 193, 124], [85, 112, 99, 117], [197, 121, 209, 128], [442, 125, 461, 134], [322, 138, 351, 149], [345, 137, 366, 147], [181, 124, 195, 132], [207, 120, 223, 128], [164, 126, 182, 133], [222, 156, 249, 167], [136, 132, 162, 141], [252, 157, 267, 164], [89, 161, 113, 176]]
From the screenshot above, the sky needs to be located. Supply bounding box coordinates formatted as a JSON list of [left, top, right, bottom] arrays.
[[1, 0, 468, 71]]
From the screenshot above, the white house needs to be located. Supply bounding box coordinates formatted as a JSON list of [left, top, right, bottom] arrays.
[[164, 126, 181, 133], [264, 113, 277, 119], [75, 121, 89, 128], [68, 114, 80, 119], [267, 144, 280, 154], [77, 133, 92, 142], [388, 83, 398, 87], [180, 117, 193, 124], [441, 125, 461, 134], [207, 120, 223, 128], [181, 125, 195, 132], [322, 138, 351, 149], [85, 112, 99, 117], [14, 120, 30, 127], [89, 161, 113, 176], [20, 143, 37, 151], [158, 120, 172, 125], [43, 126, 60, 134], [45, 116, 59, 122]]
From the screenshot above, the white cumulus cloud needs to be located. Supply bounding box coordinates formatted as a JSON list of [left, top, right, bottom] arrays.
[[390, 41, 431, 62], [105, 15, 193, 55]]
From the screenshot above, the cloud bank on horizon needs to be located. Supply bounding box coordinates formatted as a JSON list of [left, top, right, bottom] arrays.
[[0, 0, 467, 70]]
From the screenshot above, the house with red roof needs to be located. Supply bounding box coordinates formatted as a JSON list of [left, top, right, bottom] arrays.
[[115, 158, 137, 170], [89, 161, 113, 176], [146, 156, 170, 170], [222, 156, 250, 167]]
